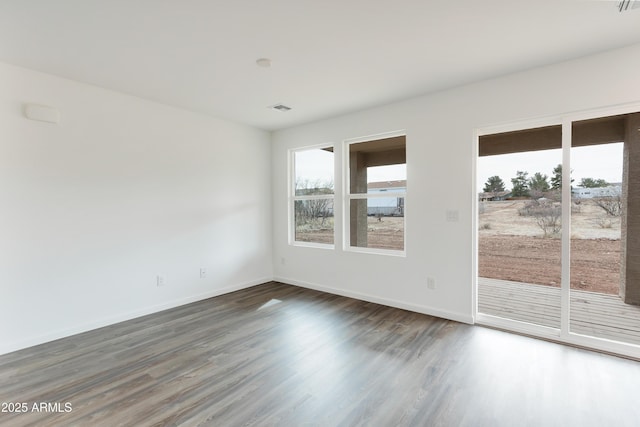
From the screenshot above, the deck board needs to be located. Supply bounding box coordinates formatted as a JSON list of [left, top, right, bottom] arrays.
[[478, 277, 640, 345]]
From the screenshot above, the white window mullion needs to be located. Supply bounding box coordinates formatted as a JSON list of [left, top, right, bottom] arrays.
[[560, 120, 572, 339]]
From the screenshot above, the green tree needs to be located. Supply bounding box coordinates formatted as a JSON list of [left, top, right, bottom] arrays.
[[483, 175, 506, 196], [550, 164, 574, 190], [511, 171, 530, 197], [579, 177, 609, 188], [529, 172, 550, 193]]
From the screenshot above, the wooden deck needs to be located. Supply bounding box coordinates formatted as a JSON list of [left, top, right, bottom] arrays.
[[478, 277, 640, 346]]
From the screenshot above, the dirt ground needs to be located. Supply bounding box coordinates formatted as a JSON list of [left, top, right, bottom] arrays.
[[296, 217, 404, 250], [479, 200, 622, 294], [479, 199, 621, 239], [479, 235, 621, 294], [365, 217, 404, 250]]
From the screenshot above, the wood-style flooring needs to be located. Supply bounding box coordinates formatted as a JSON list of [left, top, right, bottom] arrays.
[[1, 281, 640, 426]]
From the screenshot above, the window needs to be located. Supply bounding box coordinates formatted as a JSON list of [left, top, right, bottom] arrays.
[[291, 146, 334, 245], [346, 134, 406, 252]]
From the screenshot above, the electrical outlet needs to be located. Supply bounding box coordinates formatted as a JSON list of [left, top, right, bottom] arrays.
[[200, 267, 207, 279], [446, 209, 459, 222], [157, 275, 166, 287], [281, 257, 286, 266], [427, 277, 436, 290]]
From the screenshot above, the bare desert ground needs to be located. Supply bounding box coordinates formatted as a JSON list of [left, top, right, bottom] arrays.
[[479, 200, 621, 294], [296, 217, 404, 250]]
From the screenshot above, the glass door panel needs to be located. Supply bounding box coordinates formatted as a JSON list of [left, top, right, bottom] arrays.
[[569, 114, 640, 345], [478, 126, 562, 329]]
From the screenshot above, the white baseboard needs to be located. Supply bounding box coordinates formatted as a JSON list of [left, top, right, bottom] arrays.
[[0, 276, 272, 356], [274, 276, 474, 325]]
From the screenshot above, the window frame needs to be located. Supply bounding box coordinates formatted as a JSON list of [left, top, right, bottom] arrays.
[[289, 144, 336, 249], [343, 130, 407, 256]]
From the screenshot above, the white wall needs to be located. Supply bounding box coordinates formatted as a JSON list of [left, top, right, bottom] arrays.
[[0, 62, 273, 354], [271, 43, 640, 323]]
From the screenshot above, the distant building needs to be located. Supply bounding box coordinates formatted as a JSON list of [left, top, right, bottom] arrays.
[[478, 190, 512, 201], [368, 180, 405, 216], [572, 183, 621, 199]]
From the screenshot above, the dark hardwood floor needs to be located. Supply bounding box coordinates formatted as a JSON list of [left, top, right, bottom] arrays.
[[1, 281, 639, 426]]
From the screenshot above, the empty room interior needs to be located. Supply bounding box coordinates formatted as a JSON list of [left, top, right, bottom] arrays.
[[3, 1, 640, 426]]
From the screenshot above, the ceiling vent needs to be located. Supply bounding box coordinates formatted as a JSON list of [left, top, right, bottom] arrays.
[[269, 104, 292, 112], [618, 0, 640, 12]]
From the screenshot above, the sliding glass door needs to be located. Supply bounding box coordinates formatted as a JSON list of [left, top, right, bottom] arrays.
[[477, 109, 640, 357]]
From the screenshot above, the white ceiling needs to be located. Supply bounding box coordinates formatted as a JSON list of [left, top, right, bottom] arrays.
[[1, 1, 640, 131]]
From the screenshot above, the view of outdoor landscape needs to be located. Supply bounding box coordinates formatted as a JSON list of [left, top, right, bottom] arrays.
[[479, 197, 621, 294], [476, 120, 640, 346], [293, 147, 335, 245], [296, 216, 404, 250], [478, 139, 623, 296]]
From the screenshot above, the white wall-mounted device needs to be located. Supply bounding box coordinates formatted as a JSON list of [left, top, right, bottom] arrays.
[[23, 104, 60, 124]]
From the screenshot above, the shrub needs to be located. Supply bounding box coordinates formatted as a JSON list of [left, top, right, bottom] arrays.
[[518, 199, 539, 216], [519, 199, 561, 236], [594, 216, 613, 229], [534, 205, 561, 237], [571, 202, 581, 214], [594, 196, 622, 217]]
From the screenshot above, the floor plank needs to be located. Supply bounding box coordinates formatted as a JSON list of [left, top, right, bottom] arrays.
[[1, 282, 640, 426]]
